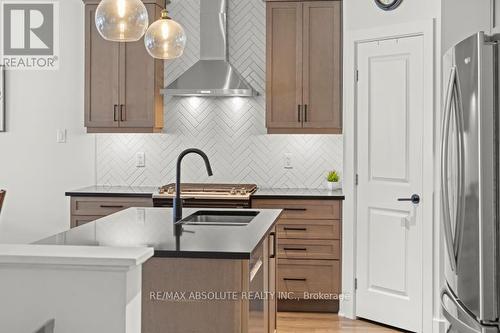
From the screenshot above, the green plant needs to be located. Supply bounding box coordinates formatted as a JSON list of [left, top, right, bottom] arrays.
[[327, 170, 340, 183]]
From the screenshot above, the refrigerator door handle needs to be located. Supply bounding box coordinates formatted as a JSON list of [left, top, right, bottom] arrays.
[[441, 286, 481, 333], [452, 70, 466, 260], [441, 66, 458, 272]]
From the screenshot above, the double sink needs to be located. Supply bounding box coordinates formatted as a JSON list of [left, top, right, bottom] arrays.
[[178, 210, 259, 226]]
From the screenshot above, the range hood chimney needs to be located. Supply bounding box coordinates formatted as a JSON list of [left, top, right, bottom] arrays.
[[161, 0, 257, 97]]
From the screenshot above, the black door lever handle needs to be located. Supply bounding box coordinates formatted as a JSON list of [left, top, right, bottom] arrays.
[[398, 194, 420, 204]]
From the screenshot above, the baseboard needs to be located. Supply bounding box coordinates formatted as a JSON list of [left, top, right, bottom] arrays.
[[278, 299, 339, 313], [433, 317, 446, 333]]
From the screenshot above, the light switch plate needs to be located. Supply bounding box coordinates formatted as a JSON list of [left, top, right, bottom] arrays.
[[56, 129, 66, 143], [284, 153, 293, 169], [136, 152, 146, 167]]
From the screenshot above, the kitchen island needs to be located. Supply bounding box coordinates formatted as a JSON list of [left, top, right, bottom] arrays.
[[37, 207, 282, 333]]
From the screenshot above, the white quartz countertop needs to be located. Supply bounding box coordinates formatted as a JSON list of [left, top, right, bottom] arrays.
[[0, 244, 153, 267]]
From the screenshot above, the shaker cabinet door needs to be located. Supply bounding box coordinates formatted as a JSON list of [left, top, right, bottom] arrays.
[[302, 1, 342, 131], [84, 5, 120, 128], [119, 4, 164, 129], [266, 2, 303, 130]]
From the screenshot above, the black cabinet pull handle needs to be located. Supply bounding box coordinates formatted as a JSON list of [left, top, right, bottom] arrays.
[[100, 205, 125, 209], [113, 105, 118, 122], [283, 227, 307, 231], [298, 105, 301, 123], [120, 104, 126, 121], [283, 278, 307, 282], [284, 247, 307, 251], [304, 104, 308, 122], [284, 208, 307, 212], [270, 232, 276, 259], [397, 194, 421, 204]]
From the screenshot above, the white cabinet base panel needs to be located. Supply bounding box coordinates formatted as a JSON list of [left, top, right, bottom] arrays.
[[0, 244, 153, 333]]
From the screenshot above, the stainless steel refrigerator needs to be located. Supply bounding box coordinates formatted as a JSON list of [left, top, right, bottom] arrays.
[[441, 31, 499, 333]]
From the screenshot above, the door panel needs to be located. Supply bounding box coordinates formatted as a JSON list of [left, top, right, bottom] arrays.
[[368, 56, 409, 182], [266, 2, 303, 129], [85, 5, 119, 128], [119, 4, 160, 128], [356, 36, 424, 332], [367, 208, 409, 296], [302, 1, 341, 130]]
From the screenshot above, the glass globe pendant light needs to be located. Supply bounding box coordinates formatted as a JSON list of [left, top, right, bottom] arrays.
[[95, 0, 149, 42], [144, 8, 187, 59]]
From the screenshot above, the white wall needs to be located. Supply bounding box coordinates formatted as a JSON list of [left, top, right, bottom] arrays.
[[0, 0, 95, 243], [344, 0, 440, 31], [441, 0, 491, 52]]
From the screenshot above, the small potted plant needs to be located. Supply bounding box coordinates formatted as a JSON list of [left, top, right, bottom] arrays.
[[326, 170, 341, 191]]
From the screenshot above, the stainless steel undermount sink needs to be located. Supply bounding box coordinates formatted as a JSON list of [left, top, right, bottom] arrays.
[[178, 210, 259, 226]]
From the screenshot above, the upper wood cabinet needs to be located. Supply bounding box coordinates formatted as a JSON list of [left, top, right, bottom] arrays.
[[83, 1, 164, 133], [266, 1, 342, 134]]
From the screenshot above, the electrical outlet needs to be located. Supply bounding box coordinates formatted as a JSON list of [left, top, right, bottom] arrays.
[[56, 129, 66, 143], [136, 152, 146, 167], [284, 153, 293, 169]]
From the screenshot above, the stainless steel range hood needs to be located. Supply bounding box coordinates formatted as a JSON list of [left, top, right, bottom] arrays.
[[161, 0, 257, 97]]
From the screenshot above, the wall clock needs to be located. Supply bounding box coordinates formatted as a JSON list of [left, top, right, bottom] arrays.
[[375, 0, 403, 11]]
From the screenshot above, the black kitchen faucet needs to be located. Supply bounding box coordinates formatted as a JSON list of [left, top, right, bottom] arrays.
[[173, 148, 213, 223]]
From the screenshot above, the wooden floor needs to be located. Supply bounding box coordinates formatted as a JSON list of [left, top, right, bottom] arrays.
[[277, 312, 403, 333]]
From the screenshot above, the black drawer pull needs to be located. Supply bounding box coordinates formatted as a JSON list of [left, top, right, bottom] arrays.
[[283, 278, 307, 282], [283, 247, 307, 251], [284, 208, 307, 211], [283, 227, 307, 231], [120, 104, 126, 122], [100, 205, 125, 209], [270, 232, 276, 259]]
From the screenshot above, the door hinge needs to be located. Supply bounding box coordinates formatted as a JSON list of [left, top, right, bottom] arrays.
[[355, 174, 359, 186], [355, 278, 358, 290], [355, 69, 359, 82]]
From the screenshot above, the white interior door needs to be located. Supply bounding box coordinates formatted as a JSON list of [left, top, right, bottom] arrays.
[[356, 36, 424, 332]]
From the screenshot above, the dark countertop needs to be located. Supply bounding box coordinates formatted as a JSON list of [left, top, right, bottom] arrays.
[[252, 188, 344, 200], [36, 207, 282, 260], [66, 185, 344, 200], [65, 185, 158, 198]]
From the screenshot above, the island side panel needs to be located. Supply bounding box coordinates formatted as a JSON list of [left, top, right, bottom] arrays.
[[142, 257, 245, 333]]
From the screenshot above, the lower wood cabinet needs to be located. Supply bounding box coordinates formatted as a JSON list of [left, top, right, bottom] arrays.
[[277, 259, 340, 296], [69, 196, 153, 228], [277, 239, 340, 260], [252, 198, 342, 313], [142, 231, 276, 333]]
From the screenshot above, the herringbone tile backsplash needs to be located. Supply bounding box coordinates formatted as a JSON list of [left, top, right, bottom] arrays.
[[96, 0, 343, 189]]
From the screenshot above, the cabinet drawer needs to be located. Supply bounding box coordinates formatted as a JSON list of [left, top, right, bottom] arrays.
[[278, 219, 340, 240], [277, 259, 340, 298], [70, 215, 103, 228], [252, 199, 341, 219], [71, 196, 152, 216], [278, 239, 340, 260]]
